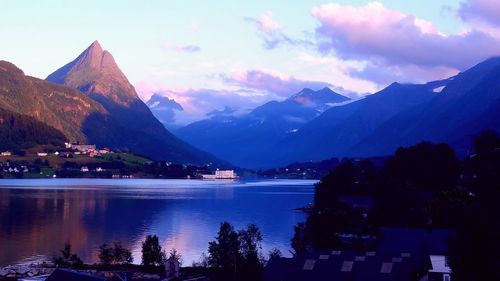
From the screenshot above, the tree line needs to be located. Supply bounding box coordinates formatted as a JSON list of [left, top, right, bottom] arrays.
[[53, 222, 279, 281], [291, 130, 500, 281]]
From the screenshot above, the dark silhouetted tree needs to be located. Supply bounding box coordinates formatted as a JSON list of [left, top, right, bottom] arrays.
[[98, 243, 114, 265], [238, 224, 264, 281], [142, 235, 164, 267], [113, 242, 133, 265], [268, 248, 282, 260], [208, 222, 240, 280], [54, 242, 83, 267]]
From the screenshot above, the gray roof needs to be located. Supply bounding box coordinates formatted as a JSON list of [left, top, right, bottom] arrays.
[[264, 250, 426, 281]]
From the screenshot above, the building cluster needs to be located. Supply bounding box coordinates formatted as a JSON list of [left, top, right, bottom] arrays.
[[80, 166, 108, 173], [264, 227, 453, 281], [0, 143, 112, 160], [0, 162, 29, 174], [65, 143, 111, 157]]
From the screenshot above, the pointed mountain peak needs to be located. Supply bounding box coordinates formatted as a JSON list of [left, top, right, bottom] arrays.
[[90, 40, 102, 49], [46, 41, 137, 104], [318, 86, 335, 93], [76, 40, 120, 71], [83, 40, 103, 55]]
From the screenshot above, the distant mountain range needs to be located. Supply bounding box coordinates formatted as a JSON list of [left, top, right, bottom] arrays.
[[165, 57, 500, 169], [175, 87, 351, 167], [0, 41, 220, 165]]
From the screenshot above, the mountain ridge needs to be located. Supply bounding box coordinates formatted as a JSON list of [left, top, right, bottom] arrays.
[[44, 41, 222, 165], [175, 87, 351, 167]]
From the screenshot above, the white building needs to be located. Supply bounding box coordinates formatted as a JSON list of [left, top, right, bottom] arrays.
[[202, 169, 238, 179]]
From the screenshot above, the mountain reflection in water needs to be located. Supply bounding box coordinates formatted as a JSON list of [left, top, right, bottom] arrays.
[[0, 179, 314, 266]]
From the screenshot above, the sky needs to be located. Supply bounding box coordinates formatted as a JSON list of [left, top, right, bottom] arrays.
[[2, 0, 500, 125]]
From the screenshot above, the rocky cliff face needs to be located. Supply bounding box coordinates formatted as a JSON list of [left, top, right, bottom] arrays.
[[45, 41, 221, 164], [47, 40, 137, 106]]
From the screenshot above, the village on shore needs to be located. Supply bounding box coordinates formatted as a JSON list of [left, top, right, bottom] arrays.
[[0, 142, 238, 180]]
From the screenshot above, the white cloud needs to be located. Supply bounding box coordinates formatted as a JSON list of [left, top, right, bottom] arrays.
[[310, 2, 500, 71]]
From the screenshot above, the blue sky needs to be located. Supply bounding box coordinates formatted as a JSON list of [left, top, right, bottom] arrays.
[[2, 0, 500, 125]]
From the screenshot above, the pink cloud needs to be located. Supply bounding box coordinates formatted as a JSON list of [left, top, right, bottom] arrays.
[[460, 0, 500, 26], [136, 82, 267, 125], [222, 69, 334, 98], [310, 2, 500, 70], [248, 11, 281, 33]]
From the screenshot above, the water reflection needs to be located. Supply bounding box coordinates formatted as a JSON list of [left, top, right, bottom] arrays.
[[0, 179, 314, 266]]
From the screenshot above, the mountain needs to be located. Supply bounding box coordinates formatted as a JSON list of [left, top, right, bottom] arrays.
[[175, 87, 350, 167], [352, 57, 500, 157], [287, 87, 350, 111], [146, 94, 183, 130], [264, 57, 500, 167], [46, 41, 165, 137], [0, 60, 107, 143], [245, 81, 443, 168], [0, 108, 67, 151], [42, 41, 220, 164]]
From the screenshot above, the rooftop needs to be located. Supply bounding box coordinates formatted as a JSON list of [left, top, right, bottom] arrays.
[[264, 249, 425, 281]]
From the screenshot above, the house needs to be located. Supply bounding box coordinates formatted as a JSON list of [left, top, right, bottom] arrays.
[[45, 268, 105, 281], [377, 227, 454, 281], [71, 144, 96, 153], [8, 167, 19, 173], [0, 151, 11, 156], [428, 255, 451, 281], [37, 152, 48, 157], [264, 227, 455, 281], [59, 152, 71, 158], [81, 166, 89, 172], [264, 250, 425, 281], [98, 148, 110, 154]]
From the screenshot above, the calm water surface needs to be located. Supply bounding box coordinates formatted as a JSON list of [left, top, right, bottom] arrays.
[[0, 178, 315, 266]]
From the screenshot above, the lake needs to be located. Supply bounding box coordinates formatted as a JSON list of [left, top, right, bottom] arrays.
[[0, 178, 315, 266]]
